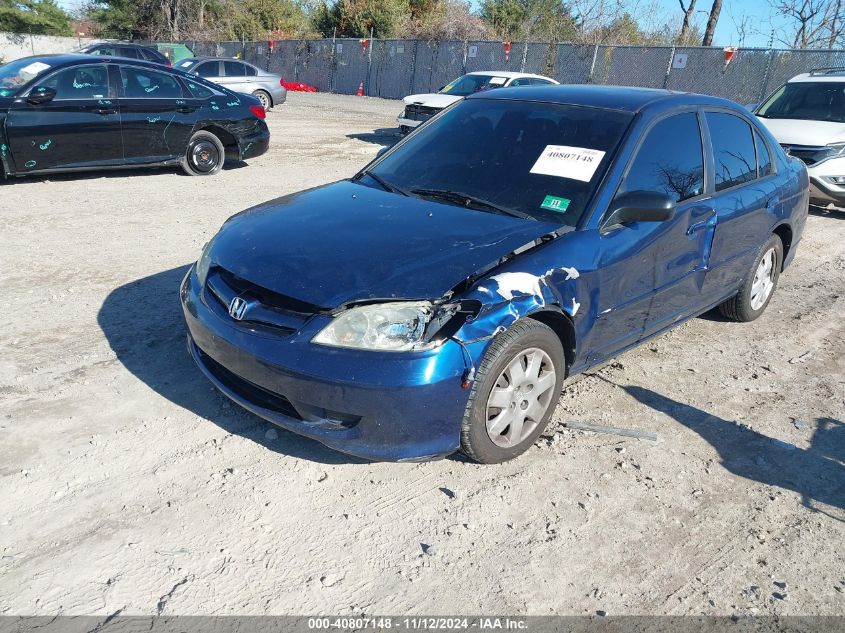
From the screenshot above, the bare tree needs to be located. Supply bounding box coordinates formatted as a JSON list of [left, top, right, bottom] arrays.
[[769, 0, 845, 48], [701, 0, 721, 45], [677, 0, 697, 43]]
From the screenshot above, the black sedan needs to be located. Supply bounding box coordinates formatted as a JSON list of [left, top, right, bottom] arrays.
[[0, 54, 269, 178]]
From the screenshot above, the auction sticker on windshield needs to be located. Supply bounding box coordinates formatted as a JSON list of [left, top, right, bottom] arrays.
[[530, 145, 606, 182]]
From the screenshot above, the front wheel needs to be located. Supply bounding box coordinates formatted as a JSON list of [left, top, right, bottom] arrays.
[[718, 234, 783, 322], [252, 90, 271, 110], [181, 131, 225, 177], [460, 319, 565, 463]]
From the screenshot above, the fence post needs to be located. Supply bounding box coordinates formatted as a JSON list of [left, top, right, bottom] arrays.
[[462, 39, 468, 75], [365, 27, 374, 96], [662, 45, 675, 89], [409, 40, 419, 95], [588, 45, 599, 83], [759, 48, 776, 102], [428, 42, 439, 93], [521, 40, 529, 72], [330, 29, 337, 94]]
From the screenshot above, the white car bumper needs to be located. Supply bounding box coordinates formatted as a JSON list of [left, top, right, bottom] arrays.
[[807, 157, 845, 208]]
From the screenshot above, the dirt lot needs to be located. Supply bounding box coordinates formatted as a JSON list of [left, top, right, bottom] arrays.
[[0, 92, 843, 617]]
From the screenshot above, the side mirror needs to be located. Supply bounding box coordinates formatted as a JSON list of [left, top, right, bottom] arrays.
[[376, 146, 389, 159], [603, 191, 676, 230], [745, 102, 758, 111], [27, 86, 56, 105]]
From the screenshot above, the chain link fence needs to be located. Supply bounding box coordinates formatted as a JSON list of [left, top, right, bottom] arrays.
[[181, 38, 845, 104]]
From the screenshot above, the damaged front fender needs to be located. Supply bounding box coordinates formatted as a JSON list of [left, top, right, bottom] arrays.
[[452, 264, 585, 353]]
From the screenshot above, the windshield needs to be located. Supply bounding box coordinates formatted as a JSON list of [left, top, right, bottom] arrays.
[[440, 74, 509, 96], [0, 58, 54, 96], [757, 82, 845, 123], [366, 98, 632, 226]]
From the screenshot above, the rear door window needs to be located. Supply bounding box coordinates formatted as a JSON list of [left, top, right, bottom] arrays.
[[244, 64, 257, 76], [223, 61, 246, 77], [120, 66, 183, 98], [618, 112, 704, 203], [118, 47, 140, 59], [185, 78, 215, 99], [706, 112, 758, 192]]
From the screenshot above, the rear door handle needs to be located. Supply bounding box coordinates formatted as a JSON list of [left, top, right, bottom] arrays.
[[95, 108, 116, 115], [176, 106, 197, 114]]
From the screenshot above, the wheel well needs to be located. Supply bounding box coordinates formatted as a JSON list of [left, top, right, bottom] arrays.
[[200, 125, 239, 161], [773, 223, 793, 270], [527, 310, 576, 374]]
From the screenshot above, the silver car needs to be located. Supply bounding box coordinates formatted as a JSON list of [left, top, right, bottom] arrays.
[[176, 57, 287, 110]]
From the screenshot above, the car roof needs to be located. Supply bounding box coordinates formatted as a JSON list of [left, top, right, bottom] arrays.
[[467, 83, 740, 113], [788, 68, 845, 83], [180, 56, 251, 63], [8, 53, 180, 74], [466, 70, 550, 79], [86, 42, 154, 49]]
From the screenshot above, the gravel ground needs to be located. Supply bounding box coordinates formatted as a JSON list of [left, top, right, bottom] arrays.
[[0, 92, 843, 617]]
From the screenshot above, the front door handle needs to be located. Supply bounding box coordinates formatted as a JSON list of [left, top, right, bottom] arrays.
[[95, 108, 116, 115], [176, 106, 197, 114]]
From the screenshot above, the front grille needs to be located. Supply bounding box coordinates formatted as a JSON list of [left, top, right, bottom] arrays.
[[781, 144, 826, 166], [198, 347, 303, 420], [403, 104, 439, 121], [204, 267, 319, 334]]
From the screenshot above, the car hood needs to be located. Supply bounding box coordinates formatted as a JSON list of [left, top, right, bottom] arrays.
[[402, 93, 463, 108], [756, 117, 845, 146], [210, 181, 563, 309]]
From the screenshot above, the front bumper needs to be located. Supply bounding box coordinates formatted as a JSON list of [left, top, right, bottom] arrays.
[[180, 267, 470, 461], [806, 158, 845, 208]]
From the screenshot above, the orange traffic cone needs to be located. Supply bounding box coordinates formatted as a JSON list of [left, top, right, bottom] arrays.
[[356, 81, 364, 96]]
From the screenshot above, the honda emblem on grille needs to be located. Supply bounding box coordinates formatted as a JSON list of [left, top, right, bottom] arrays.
[[228, 296, 249, 321]]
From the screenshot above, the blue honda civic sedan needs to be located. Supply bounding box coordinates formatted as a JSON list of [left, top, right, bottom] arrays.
[[181, 85, 809, 463]]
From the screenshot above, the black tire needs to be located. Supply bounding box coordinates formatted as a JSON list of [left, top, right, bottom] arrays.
[[252, 90, 272, 110], [718, 234, 783, 322], [181, 131, 225, 177], [460, 319, 565, 464]]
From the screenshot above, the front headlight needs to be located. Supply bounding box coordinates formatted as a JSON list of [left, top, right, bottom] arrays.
[[820, 142, 845, 162], [196, 238, 215, 287], [313, 301, 436, 352]]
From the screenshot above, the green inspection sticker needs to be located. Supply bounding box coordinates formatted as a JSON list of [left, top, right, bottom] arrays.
[[540, 195, 571, 212]]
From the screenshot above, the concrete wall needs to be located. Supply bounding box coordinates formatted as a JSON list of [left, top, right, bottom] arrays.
[[0, 32, 107, 64]]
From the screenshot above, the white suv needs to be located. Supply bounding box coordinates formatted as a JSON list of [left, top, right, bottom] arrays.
[[754, 68, 845, 210], [754, 68, 845, 209]]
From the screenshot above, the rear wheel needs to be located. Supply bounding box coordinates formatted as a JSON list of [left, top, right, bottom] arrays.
[[181, 131, 225, 177], [460, 319, 565, 463], [252, 90, 271, 110], [718, 234, 783, 322]]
